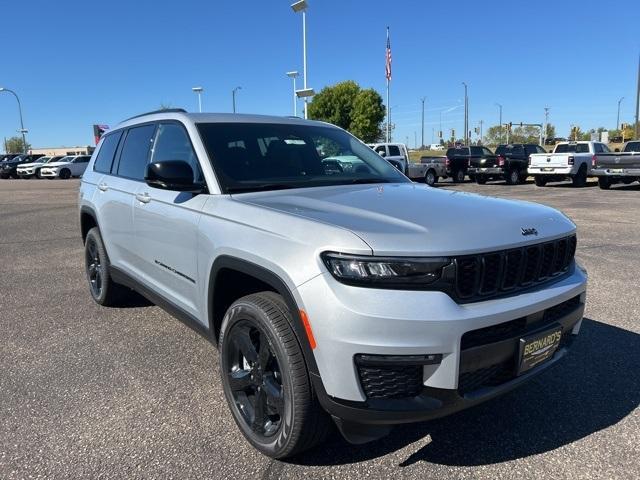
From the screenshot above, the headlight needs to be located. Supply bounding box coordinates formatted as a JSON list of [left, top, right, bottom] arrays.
[[321, 252, 450, 288]]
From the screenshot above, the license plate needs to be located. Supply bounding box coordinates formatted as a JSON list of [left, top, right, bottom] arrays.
[[542, 167, 554, 172], [609, 169, 624, 173], [518, 325, 562, 375]]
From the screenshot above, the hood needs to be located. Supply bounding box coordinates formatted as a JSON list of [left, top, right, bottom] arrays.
[[42, 161, 70, 167], [17, 162, 41, 168], [233, 183, 575, 256]]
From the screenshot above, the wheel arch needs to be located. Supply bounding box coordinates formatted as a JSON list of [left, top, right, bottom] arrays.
[[207, 255, 321, 376], [80, 205, 99, 242]]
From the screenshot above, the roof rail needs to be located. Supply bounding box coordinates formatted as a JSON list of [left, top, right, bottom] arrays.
[[123, 108, 187, 122]]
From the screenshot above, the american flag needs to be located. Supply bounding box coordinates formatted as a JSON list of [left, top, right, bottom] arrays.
[[385, 27, 392, 81]]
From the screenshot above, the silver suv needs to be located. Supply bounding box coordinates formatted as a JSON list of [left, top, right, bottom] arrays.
[[79, 109, 587, 458]]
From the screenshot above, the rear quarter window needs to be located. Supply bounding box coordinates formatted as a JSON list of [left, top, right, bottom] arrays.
[[94, 132, 122, 174]]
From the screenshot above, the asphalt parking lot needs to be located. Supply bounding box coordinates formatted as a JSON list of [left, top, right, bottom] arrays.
[[1, 178, 638, 479]]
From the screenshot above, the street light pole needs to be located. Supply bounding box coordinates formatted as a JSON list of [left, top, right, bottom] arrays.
[[286, 71, 299, 116], [291, 1, 311, 119], [462, 82, 468, 145], [495, 103, 503, 142], [543, 107, 550, 145], [617, 97, 625, 131], [232, 86, 242, 113], [420, 97, 426, 149], [191, 86, 203, 113], [0, 87, 27, 153]]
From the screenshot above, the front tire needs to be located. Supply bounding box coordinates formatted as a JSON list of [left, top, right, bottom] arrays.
[[84, 227, 130, 306], [219, 292, 331, 458], [59, 168, 71, 179], [534, 176, 547, 187]]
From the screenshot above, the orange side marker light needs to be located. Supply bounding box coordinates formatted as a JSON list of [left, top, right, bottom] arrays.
[[299, 310, 317, 349]]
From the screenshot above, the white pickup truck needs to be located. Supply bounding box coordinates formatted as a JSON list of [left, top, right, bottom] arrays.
[[591, 140, 640, 189], [368, 142, 410, 174], [528, 141, 607, 187]]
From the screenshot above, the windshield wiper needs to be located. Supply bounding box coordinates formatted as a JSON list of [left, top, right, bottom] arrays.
[[347, 178, 391, 185], [226, 183, 302, 193]]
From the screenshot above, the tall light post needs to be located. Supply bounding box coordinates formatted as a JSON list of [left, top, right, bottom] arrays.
[[616, 97, 624, 131], [635, 53, 639, 139], [286, 71, 299, 116], [495, 103, 503, 142], [232, 86, 242, 113], [191, 86, 204, 113], [0, 87, 27, 153], [420, 97, 426, 149], [462, 82, 469, 145], [291, 0, 311, 119], [544, 106, 550, 145]]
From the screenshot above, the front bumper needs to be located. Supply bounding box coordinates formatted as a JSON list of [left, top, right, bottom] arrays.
[[592, 167, 640, 177], [40, 169, 58, 177], [468, 167, 504, 176], [296, 265, 587, 425]]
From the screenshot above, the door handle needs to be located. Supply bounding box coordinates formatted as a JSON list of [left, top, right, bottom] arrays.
[[136, 192, 151, 204], [98, 182, 108, 192]]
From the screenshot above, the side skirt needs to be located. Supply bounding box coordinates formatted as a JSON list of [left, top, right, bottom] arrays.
[[109, 265, 214, 344]]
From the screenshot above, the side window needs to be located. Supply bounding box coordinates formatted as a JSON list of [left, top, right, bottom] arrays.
[[150, 123, 202, 183], [374, 145, 387, 155], [76, 156, 90, 163], [116, 124, 156, 180], [388, 145, 401, 156]]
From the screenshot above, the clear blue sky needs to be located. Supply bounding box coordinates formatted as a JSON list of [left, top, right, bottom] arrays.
[[1, 0, 638, 149]]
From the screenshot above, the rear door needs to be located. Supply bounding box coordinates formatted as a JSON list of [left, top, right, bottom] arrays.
[[132, 121, 207, 316], [98, 124, 156, 275]]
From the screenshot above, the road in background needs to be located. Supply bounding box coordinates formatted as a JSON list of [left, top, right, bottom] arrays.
[[0, 179, 638, 479]]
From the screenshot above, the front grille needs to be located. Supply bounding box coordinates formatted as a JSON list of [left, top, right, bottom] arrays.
[[356, 364, 423, 399], [454, 235, 576, 302]]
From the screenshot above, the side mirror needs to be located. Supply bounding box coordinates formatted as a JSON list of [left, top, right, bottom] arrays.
[[145, 160, 205, 193], [614, 148, 620, 152], [379, 151, 386, 157]]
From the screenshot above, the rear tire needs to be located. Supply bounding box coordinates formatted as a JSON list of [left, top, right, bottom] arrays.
[[572, 166, 587, 187], [424, 169, 437, 186], [598, 177, 611, 190], [452, 169, 465, 183], [534, 176, 547, 187], [84, 227, 130, 306], [506, 169, 520, 185], [219, 292, 331, 458], [475, 175, 487, 184]]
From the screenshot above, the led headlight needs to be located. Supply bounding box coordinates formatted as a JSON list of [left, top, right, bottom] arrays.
[[321, 252, 450, 288]]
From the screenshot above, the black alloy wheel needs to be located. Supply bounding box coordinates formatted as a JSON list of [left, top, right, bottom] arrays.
[[85, 236, 103, 298], [224, 320, 285, 438]]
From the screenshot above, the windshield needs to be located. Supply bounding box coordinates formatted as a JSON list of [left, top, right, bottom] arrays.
[[36, 157, 50, 163], [555, 143, 589, 153], [56, 156, 73, 163], [496, 145, 524, 156], [197, 122, 408, 193]]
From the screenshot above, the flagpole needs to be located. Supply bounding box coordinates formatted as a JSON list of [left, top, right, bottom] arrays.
[[386, 78, 390, 142]]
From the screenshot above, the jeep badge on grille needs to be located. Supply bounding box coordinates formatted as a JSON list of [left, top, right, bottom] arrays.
[[521, 227, 538, 236]]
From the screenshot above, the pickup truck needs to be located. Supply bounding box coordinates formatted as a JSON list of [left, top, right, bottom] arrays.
[[368, 143, 410, 174], [406, 156, 448, 186], [591, 140, 640, 189], [528, 141, 606, 187], [446, 146, 497, 183], [490, 144, 547, 185]]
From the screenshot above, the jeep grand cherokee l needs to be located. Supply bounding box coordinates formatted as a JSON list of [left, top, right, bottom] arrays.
[[79, 109, 587, 458]]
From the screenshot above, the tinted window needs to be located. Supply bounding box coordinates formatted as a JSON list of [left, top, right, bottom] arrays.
[[75, 156, 90, 163], [196, 122, 407, 193], [94, 132, 122, 173], [555, 143, 590, 153], [446, 147, 469, 157], [388, 145, 401, 156], [496, 145, 524, 156], [625, 142, 640, 152], [374, 145, 386, 155], [482, 147, 493, 156], [150, 123, 202, 183], [117, 124, 156, 180]]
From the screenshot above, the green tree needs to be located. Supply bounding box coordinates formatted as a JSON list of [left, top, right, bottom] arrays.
[[483, 125, 506, 146], [545, 123, 556, 140], [4, 136, 30, 153], [308, 81, 385, 143]]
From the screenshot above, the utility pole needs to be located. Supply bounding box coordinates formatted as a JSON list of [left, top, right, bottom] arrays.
[[462, 82, 469, 145], [543, 107, 550, 145], [617, 97, 624, 131], [495, 103, 503, 143], [479, 120, 484, 143], [420, 97, 426, 149], [635, 53, 640, 139], [414, 131, 417, 149]]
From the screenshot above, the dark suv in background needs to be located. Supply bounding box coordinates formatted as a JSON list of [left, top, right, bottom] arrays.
[[0, 154, 45, 179], [446, 146, 497, 183]]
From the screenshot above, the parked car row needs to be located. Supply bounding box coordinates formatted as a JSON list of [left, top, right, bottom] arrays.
[[371, 141, 640, 190], [0, 154, 91, 179]]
